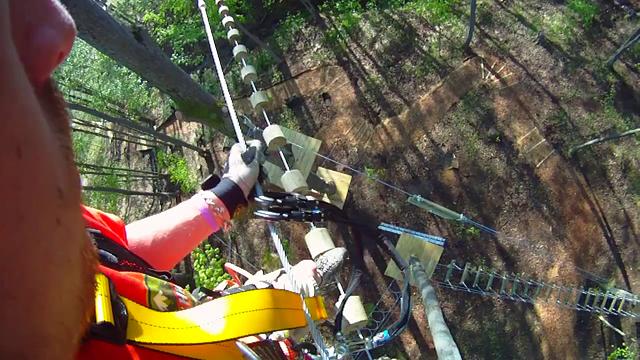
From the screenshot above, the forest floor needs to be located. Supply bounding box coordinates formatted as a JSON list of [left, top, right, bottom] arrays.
[[193, 1, 640, 359]]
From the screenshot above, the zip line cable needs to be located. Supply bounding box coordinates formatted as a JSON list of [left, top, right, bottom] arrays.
[[287, 141, 498, 235]]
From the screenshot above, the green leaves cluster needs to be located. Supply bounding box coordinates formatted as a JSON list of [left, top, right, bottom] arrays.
[[321, 0, 364, 34], [407, 0, 457, 25], [320, 0, 364, 45], [608, 345, 636, 360], [567, 0, 598, 28], [192, 243, 230, 289], [113, 0, 251, 67], [157, 150, 198, 193], [273, 13, 307, 52], [364, 166, 386, 181], [83, 172, 124, 215]]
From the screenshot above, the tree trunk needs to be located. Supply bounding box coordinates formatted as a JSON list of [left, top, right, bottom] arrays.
[[61, 0, 232, 136], [68, 102, 205, 154], [410, 257, 462, 360]]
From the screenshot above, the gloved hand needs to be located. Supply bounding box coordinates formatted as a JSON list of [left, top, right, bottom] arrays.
[[222, 140, 264, 198]]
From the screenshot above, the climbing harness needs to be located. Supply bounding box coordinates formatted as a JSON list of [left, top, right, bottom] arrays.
[[92, 273, 327, 359]]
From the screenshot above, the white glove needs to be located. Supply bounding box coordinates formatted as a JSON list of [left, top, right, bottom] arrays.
[[222, 140, 264, 198]]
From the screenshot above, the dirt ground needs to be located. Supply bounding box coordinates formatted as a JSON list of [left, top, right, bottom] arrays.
[[204, 1, 640, 359]]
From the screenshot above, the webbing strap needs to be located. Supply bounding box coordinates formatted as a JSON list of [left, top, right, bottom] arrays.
[[95, 275, 327, 359]]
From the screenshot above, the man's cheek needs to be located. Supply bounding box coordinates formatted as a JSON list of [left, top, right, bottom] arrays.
[[37, 80, 82, 203]]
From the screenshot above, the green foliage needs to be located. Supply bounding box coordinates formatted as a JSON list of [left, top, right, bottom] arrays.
[[465, 226, 481, 238], [329, 0, 363, 33], [253, 49, 277, 75], [320, 0, 364, 46], [251, 49, 283, 85], [278, 107, 301, 132], [273, 13, 307, 52], [282, 238, 293, 260], [407, 0, 457, 25], [450, 89, 489, 156], [544, 12, 577, 45], [597, 83, 634, 132], [261, 239, 294, 271], [363, 302, 376, 316], [157, 150, 198, 193], [83, 171, 124, 215], [567, 0, 598, 28], [364, 166, 386, 180], [55, 39, 169, 119], [453, 223, 481, 240], [114, 0, 250, 66], [192, 243, 230, 289], [608, 345, 636, 360], [371, 0, 410, 9], [547, 110, 571, 132]]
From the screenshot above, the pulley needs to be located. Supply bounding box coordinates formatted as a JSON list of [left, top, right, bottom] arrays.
[[221, 16, 235, 30], [218, 5, 229, 16], [304, 227, 336, 259], [227, 28, 241, 43], [262, 124, 287, 151], [233, 44, 248, 61], [339, 295, 369, 334], [241, 65, 258, 84], [250, 91, 269, 111], [281, 169, 308, 194]]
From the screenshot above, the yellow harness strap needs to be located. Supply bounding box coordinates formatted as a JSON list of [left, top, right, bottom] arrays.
[[95, 274, 327, 359]]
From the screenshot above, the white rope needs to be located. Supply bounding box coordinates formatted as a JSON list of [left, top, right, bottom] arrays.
[[197, 0, 246, 150]]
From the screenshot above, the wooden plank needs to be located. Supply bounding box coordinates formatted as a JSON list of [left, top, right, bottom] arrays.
[[316, 167, 352, 209], [385, 233, 444, 285], [262, 128, 322, 189]]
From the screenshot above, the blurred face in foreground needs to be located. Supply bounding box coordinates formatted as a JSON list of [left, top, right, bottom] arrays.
[[0, 0, 97, 357]]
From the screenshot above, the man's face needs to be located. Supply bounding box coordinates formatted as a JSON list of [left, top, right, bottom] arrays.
[[1, 0, 97, 357]]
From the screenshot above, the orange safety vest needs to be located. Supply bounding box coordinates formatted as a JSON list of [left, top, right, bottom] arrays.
[[78, 206, 196, 359]]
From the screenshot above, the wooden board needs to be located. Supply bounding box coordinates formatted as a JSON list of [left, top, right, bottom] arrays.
[[385, 233, 444, 285], [316, 167, 352, 209], [262, 128, 322, 189]]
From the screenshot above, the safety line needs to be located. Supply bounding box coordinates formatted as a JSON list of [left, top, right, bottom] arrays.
[[198, 1, 246, 149], [288, 142, 413, 197]]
